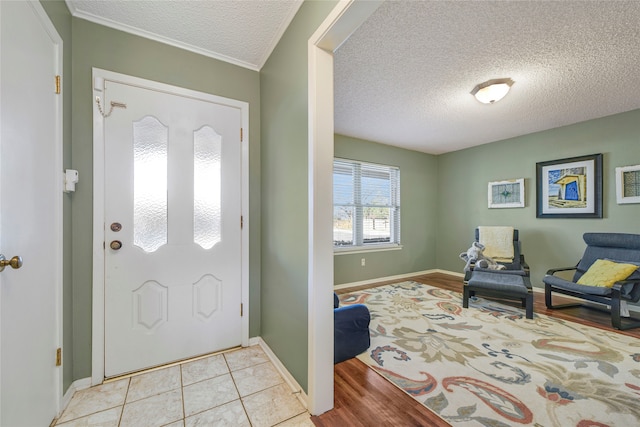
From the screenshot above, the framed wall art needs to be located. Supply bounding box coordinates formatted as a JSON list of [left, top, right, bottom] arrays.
[[488, 178, 524, 208], [536, 153, 602, 218], [616, 164, 640, 204]]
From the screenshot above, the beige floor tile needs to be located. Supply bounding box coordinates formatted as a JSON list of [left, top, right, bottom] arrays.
[[184, 400, 250, 427], [126, 365, 181, 403], [231, 361, 284, 397], [224, 345, 269, 371], [181, 354, 229, 386], [120, 389, 183, 427], [242, 383, 306, 427], [58, 379, 129, 423], [54, 407, 122, 427], [275, 412, 315, 426], [58, 346, 301, 427], [182, 373, 239, 417]]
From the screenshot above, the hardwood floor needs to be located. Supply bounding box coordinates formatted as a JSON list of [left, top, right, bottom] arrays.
[[311, 272, 640, 426]]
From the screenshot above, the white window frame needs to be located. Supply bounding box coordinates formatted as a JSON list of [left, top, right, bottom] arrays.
[[333, 158, 401, 253]]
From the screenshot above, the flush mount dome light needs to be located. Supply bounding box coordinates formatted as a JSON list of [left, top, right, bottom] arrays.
[[471, 78, 515, 104]]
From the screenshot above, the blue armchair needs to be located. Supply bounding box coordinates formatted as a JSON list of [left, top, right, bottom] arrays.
[[334, 293, 370, 364]]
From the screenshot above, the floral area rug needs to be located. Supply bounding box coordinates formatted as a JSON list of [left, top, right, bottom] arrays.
[[340, 281, 640, 427]]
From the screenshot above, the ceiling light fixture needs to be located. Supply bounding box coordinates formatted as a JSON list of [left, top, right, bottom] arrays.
[[471, 78, 515, 104]]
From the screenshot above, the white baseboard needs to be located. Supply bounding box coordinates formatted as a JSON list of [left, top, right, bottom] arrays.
[[59, 377, 91, 417], [251, 337, 308, 409], [334, 269, 462, 291]]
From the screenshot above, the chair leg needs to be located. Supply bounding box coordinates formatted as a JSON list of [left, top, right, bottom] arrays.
[[546, 284, 640, 330], [463, 286, 470, 308], [544, 283, 552, 308], [525, 294, 533, 319], [610, 289, 640, 330], [545, 283, 581, 309], [611, 291, 622, 329]]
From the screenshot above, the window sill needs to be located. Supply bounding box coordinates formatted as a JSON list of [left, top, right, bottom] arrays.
[[334, 244, 403, 255]]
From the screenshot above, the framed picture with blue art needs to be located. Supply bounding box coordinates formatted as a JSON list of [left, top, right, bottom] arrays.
[[488, 178, 524, 208], [536, 153, 603, 218]]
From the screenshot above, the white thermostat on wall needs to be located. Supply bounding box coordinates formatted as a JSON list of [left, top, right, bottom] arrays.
[[64, 169, 79, 193]]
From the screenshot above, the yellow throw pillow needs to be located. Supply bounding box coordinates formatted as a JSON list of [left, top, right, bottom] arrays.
[[577, 259, 639, 288]]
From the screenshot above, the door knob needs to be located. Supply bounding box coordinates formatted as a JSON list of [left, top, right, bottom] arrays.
[[110, 240, 123, 250], [0, 254, 23, 272]]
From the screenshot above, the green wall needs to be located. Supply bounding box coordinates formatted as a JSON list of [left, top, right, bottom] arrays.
[[437, 109, 640, 287], [334, 134, 439, 284], [67, 14, 261, 381], [42, 0, 640, 398], [333, 110, 640, 288], [260, 0, 337, 392]]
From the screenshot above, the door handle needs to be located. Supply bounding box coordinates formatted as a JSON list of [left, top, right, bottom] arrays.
[[0, 254, 23, 272], [110, 240, 123, 250]]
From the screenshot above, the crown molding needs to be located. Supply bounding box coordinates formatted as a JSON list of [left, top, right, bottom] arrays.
[[65, 0, 264, 71]]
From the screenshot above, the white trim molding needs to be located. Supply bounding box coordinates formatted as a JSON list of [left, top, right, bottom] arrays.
[[65, 1, 303, 71], [307, 0, 383, 415], [334, 269, 447, 291], [252, 337, 308, 410], [59, 377, 92, 417], [334, 244, 402, 255]]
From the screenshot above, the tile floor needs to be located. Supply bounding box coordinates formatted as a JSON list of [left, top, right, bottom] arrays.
[[54, 346, 314, 427]]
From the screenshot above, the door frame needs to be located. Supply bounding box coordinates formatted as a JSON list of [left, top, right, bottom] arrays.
[[91, 68, 249, 385], [0, 0, 64, 418], [307, 0, 382, 414]]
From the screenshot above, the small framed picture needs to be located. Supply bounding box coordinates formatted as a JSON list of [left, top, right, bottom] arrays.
[[616, 164, 640, 204], [536, 153, 602, 218], [488, 178, 525, 208]]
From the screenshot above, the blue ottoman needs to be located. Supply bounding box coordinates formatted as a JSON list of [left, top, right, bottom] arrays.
[[464, 270, 533, 319]]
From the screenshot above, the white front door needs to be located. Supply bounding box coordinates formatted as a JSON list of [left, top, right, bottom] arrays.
[[0, 1, 63, 425], [99, 75, 243, 377]]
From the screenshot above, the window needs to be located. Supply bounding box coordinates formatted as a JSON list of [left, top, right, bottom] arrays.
[[333, 158, 400, 250]]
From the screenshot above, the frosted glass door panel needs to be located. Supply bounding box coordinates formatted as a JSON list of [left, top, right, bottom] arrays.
[[133, 116, 168, 253], [193, 126, 222, 250]]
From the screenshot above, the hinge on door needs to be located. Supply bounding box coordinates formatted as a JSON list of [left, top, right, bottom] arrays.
[[56, 348, 62, 366], [240, 303, 243, 317], [241, 216, 243, 229], [240, 128, 243, 142], [55, 75, 61, 94]]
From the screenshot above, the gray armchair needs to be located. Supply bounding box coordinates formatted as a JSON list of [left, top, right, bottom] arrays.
[[544, 232, 640, 330], [463, 227, 533, 319], [463, 227, 529, 282]]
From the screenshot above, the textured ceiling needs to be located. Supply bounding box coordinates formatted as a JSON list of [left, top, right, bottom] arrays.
[[66, 0, 303, 70], [66, 1, 640, 154], [334, 1, 640, 154]]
